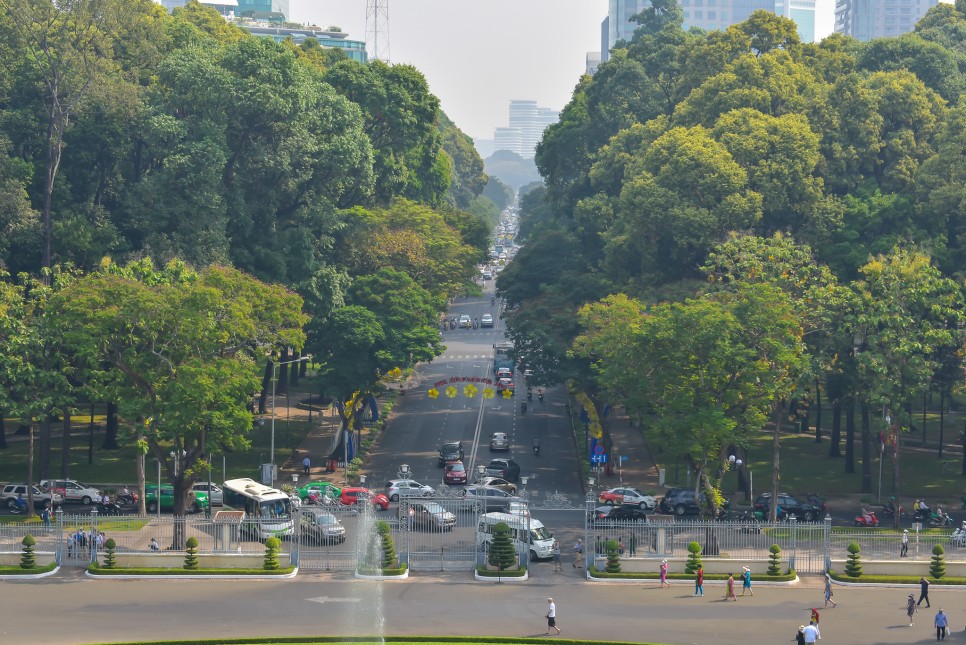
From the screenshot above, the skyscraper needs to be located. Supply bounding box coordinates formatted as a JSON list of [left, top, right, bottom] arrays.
[[834, 0, 938, 40], [492, 101, 560, 159], [776, 0, 818, 42]]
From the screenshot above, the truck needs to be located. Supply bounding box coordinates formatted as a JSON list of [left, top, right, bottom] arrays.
[[494, 341, 514, 376]]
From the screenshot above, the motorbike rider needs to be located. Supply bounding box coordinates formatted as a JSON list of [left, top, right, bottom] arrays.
[[14, 493, 26, 514], [527, 387, 533, 400], [537, 387, 545, 401], [919, 498, 931, 521], [491, 297, 495, 306]]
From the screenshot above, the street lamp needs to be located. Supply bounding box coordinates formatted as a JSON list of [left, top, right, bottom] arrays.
[[359, 474, 367, 485], [398, 464, 411, 480], [271, 354, 312, 488], [476, 464, 486, 484]]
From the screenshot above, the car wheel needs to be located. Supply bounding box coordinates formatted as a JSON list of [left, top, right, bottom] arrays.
[[6, 499, 16, 511], [147, 501, 158, 514], [674, 504, 686, 516], [804, 511, 816, 523], [458, 488, 467, 498], [639, 502, 648, 511], [81, 496, 92, 505], [390, 494, 399, 502], [604, 499, 613, 505], [530, 549, 539, 561]]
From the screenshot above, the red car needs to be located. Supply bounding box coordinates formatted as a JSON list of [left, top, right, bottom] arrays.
[[443, 461, 468, 485], [340, 487, 389, 510]]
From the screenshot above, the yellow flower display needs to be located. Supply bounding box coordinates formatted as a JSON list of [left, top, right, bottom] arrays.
[[464, 383, 478, 398], [427, 388, 439, 399], [445, 386, 458, 398], [482, 387, 495, 399]]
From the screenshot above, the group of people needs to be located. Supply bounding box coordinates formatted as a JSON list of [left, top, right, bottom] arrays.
[[66, 527, 107, 557]]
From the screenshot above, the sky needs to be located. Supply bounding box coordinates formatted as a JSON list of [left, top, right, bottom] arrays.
[[289, 0, 608, 142]]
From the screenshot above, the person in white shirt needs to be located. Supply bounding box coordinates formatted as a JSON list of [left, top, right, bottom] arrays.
[[802, 620, 821, 643], [545, 598, 561, 635]]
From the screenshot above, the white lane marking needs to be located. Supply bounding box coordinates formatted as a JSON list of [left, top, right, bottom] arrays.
[[306, 597, 362, 604]]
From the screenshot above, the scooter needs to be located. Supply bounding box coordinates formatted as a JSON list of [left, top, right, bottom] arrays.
[[97, 501, 123, 516], [521, 401, 527, 415], [881, 502, 905, 520], [538, 391, 544, 402], [532, 438, 540, 456], [929, 509, 955, 528], [491, 297, 495, 306], [854, 509, 879, 527], [806, 493, 830, 514]]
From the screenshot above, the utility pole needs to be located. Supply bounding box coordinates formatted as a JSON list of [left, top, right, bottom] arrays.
[[366, 0, 390, 62]]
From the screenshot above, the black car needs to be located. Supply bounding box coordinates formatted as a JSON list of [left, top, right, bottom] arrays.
[[591, 505, 649, 523], [753, 493, 823, 522], [485, 458, 520, 482], [658, 488, 730, 516], [438, 441, 464, 467]]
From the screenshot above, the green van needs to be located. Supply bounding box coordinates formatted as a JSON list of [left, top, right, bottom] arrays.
[[144, 484, 209, 514]]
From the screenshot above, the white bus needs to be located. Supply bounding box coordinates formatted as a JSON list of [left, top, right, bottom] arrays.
[[477, 512, 556, 561], [222, 478, 294, 540]]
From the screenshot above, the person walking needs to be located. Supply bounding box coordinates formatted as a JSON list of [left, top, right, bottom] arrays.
[[302, 456, 311, 476], [694, 565, 704, 596], [824, 573, 837, 608], [740, 566, 754, 596], [545, 597, 561, 635], [660, 559, 670, 589], [918, 576, 931, 608], [935, 608, 949, 640], [725, 572, 738, 601], [802, 621, 821, 644], [795, 625, 806, 645], [40, 503, 52, 531], [907, 593, 918, 626], [901, 529, 909, 557], [572, 539, 583, 568]]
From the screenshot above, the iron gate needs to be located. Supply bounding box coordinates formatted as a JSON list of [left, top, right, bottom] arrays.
[[399, 488, 483, 572]]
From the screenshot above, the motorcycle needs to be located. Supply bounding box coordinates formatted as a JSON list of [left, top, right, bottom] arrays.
[[97, 501, 124, 516], [526, 389, 532, 401], [929, 509, 955, 528], [854, 509, 879, 527], [532, 438, 540, 456], [537, 391, 544, 402], [951, 522, 966, 547], [881, 502, 905, 520], [521, 401, 527, 415], [117, 490, 138, 506], [806, 493, 830, 514], [491, 297, 495, 306]]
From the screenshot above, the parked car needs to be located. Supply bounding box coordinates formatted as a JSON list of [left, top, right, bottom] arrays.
[[297, 481, 342, 502], [340, 487, 389, 510], [481, 313, 494, 327], [384, 479, 435, 502], [299, 509, 346, 543], [39, 479, 100, 505], [460, 485, 521, 512], [591, 504, 649, 523], [192, 482, 223, 506], [2, 484, 63, 510], [489, 432, 510, 451], [477, 477, 517, 494], [598, 487, 657, 511], [485, 458, 520, 482], [406, 501, 457, 531], [144, 485, 209, 514], [658, 488, 729, 516], [443, 461, 468, 485], [438, 441, 464, 467], [753, 493, 823, 522]]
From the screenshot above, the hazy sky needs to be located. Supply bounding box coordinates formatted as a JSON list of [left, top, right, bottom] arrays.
[[289, 0, 608, 141]]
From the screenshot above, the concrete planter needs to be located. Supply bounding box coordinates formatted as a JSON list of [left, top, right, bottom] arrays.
[[475, 568, 528, 582]]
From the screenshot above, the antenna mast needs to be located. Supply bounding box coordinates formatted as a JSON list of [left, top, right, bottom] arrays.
[[365, 0, 390, 63]]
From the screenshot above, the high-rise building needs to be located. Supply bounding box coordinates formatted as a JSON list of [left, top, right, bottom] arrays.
[[681, 0, 775, 32], [834, 0, 938, 40], [492, 101, 560, 159], [776, 0, 818, 42], [236, 0, 289, 20]]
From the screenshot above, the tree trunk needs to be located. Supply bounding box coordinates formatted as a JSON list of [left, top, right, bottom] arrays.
[[814, 381, 822, 443], [938, 391, 945, 459], [27, 424, 36, 518], [892, 415, 900, 495], [770, 400, 783, 523], [0, 413, 6, 449], [829, 400, 841, 458], [289, 356, 300, 386], [922, 391, 928, 445], [860, 401, 872, 494], [61, 409, 71, 478], [278, 348, 290, 393], [102, 402, 119, 449], [137, 431, 146, 516], [844, 399, 855, 473], [258, 358, 272, 414], [39, 414, 51, 481]]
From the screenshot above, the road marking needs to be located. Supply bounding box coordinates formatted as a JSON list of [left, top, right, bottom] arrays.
[[306, 597, 362, 604]]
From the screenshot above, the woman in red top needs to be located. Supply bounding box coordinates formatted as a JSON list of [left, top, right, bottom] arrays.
[[694, 566, 704, 596]]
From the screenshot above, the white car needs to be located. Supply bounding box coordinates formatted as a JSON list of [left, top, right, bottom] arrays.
[[384, 479, 435, 502], [39, 479, 100, 505], [598, 487, 658, 511], [192, 482, 223, 506]]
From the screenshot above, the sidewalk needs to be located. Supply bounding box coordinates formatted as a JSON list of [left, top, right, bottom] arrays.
[[272, 394, 343, 486], [592, 407, 662, 494]]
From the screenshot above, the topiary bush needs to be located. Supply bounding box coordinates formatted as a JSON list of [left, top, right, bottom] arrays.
[[488, 521, 517, 571], [103, 538, 117, 569], [931, 543, 946, 579], [845, 541, 862, 578], [767, 544, 782, 576], [685, 541, 702, 574], [605, 539, 621, 574], [20, 535, 36, 569], [378, 521, 397, 569], [263, 536, 281, 570], [183, 536, 199, 570]]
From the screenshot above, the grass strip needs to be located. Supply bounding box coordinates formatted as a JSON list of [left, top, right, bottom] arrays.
[[88, 562, 295, 576], [0, 562, 58, 575]]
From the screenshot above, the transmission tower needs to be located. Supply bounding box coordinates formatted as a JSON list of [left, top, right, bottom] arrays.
[[365, 0, 390, 63]]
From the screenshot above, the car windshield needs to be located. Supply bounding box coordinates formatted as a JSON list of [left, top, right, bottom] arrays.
[[259, 498, 291, 519], [422, 503, 445, 514], [531, 526, 553, 541], [316, 514, 337, 525], [448, 463, 465, 472]]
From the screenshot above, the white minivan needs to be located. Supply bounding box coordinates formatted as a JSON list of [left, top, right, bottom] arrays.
[[477, 512, 556, 561]]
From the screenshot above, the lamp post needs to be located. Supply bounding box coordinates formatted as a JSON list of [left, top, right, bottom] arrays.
[[398, 464, 411, 481], [359, 474, 367, 486], [271, 354, 312, 488]]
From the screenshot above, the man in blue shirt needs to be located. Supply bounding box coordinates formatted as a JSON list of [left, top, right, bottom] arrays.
[[935, 609, 949, 641]]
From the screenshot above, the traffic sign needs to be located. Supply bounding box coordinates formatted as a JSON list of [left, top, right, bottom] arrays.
[[591, 454, 609, 464], [620, 455, 629, 462], [594, 444, 605, 455]]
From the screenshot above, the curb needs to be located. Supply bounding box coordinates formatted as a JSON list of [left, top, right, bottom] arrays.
[[475, 569, 528, 582], [0, 565, 60, 580], [354, 569, 409, 580], [85, 568, 299, 580]]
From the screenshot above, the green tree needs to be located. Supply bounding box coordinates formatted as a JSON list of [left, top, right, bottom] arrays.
[[183, 536, 199, 570], [378, 520, 397, 569], [931, 543, 946, 579], [487, 522, 517, 571], [263, 536, 281, 570], [20, 534, 35, 569], [845, 542, 862, 577], [605, 539, 621, 574], [767, 544, 782, 576], [103, 538, 117, 569]]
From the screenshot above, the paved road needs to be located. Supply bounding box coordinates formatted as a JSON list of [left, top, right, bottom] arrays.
[[4, 570, 964, 645]]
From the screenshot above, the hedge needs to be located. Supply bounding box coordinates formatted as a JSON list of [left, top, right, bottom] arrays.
[[87, 562, 295, 576], [475, 565, 526, 577], [357, 562, 408, 576], [827, 571, 966, 585], [588, 566, 797, 582], [0, 561, 57, 575]]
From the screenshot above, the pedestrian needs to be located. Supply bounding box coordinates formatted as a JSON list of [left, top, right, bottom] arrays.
[[545, 597, 561, 635], [824, 573, 837, 608], [802, 621, 821, 644], [66, 532, 74, 558], [811, 608, 820, 625], [901, 529, 909, 557], [40, 503, 51, 531], [628, 533, 637, 556], [725, 572, 738, 601], [149, 537, 160, 551], [740, 565, 753, 596], [572, 538, 583, 568], [551, 540, 562, 572], [795, 625, 806, 645], [618, 538, 624, 556], [660, 559, 670, 588], [694, 565, 704, 596], [935, 608, 949, 640], [918, 576, 931, 608], [907, 593, 918, 626], [302, 456, 311, 476]]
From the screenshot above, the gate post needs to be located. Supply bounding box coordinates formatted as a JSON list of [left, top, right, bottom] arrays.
[[55, 506, 64, 564], [789, 515, 798, 571], [823, 513, 832, 572], [291, 506, 300, 567], [398, 498, 409, 568], [89, 506, 99, 564]]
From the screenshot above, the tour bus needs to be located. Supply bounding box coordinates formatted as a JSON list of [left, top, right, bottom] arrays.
[[477, 512, 556, 561], [222, 478, 294, 540]]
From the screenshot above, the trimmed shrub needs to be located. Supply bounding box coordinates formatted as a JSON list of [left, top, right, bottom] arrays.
[[488, 522, 517, 571], [20, 534, 36, 569], [183, 536, 199, 570], [845, 542, 862, 578], [378, 521, 397, 569], [263, 537, 281, 570], [684, 541, 702, 574], [605, 539, 621, 574], [767, 544, 782, 576], [931, 544, 946, 579], [103, 538, 117, 569]]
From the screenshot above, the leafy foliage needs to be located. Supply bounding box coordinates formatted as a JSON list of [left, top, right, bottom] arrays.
[[378, 520, 397, 569], [845, 542, 862, 578], [767, 544, 782, 576], [487, 522, 517, 571], [103, 538, 117, 569], [685, 541, 702, 574], [605, 539, 621, 574], [263, 537, 281, 571], [20, 534, 35, 569], [931, 543, 946, 579], [183, 536, 199, 570]]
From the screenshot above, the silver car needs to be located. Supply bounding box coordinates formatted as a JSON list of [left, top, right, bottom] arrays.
[[300, 510, 346, 543], [460, 485, 520, 512], [408, 501, 457, 531], [489, 432, 510, 451], [192, 482, 223, 506], [384, 479, 434, 502]]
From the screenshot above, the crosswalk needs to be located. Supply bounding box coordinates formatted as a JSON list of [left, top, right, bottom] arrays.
[[439, 355, 492, 360]]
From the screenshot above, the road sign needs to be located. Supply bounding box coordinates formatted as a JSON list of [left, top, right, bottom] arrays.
[[591, 454, 609, 464], [620, 455, 629, 462], [594, 444, 605, 455]]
